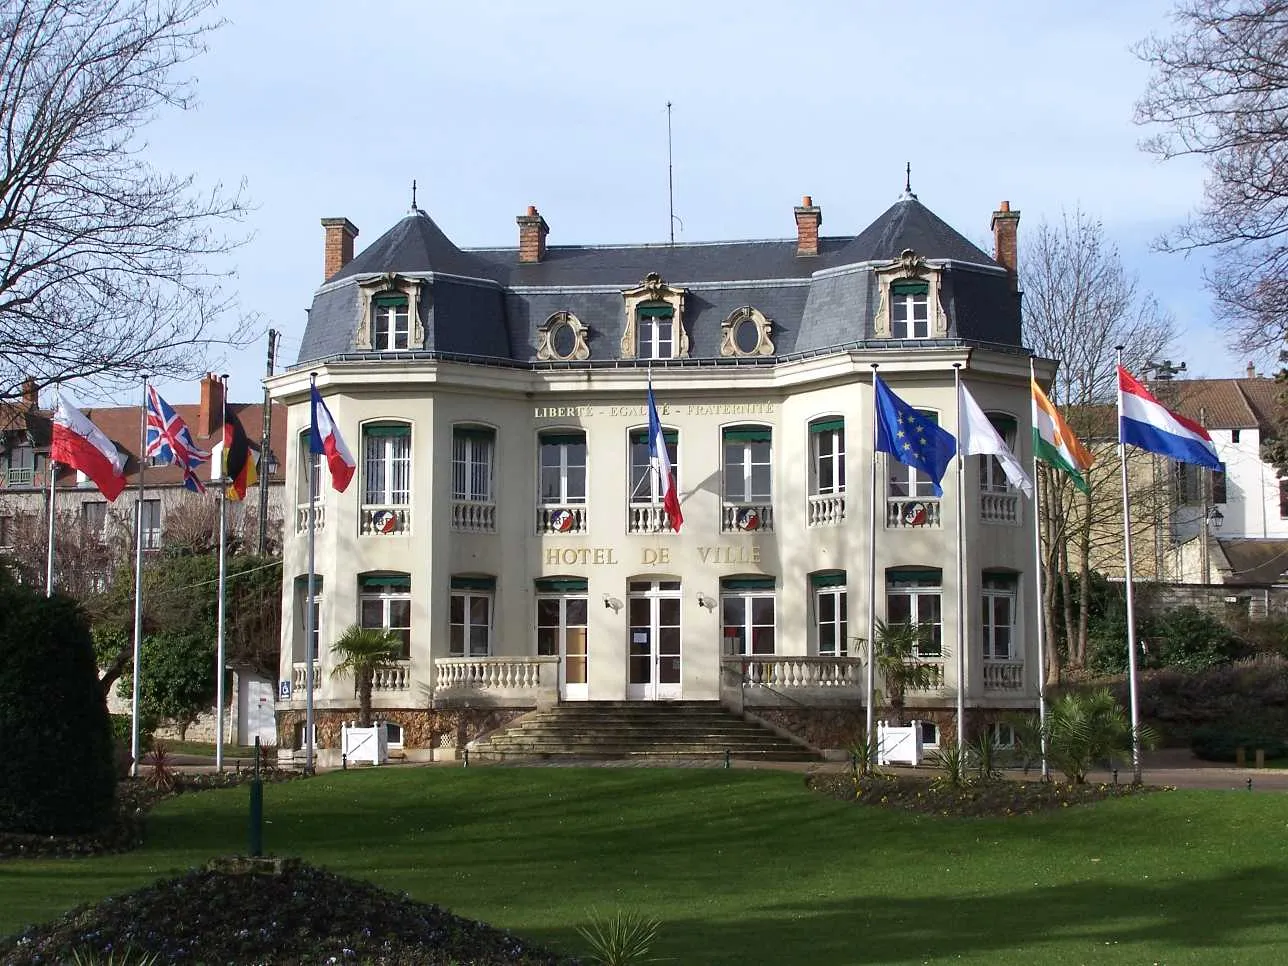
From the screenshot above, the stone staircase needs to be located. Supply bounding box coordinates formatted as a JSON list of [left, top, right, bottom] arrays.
[[467, 701, 820, 763]]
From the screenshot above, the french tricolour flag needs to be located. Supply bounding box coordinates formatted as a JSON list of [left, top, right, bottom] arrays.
[[310, 385, 356, 492], [647, 382, 683, 532], [1118, 366, 1222, 470]]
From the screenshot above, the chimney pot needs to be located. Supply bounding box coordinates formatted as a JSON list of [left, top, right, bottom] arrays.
[[1248, 362, 1257, 378], [517, 206, 550, 264], [794, 195, 822, 257], [320, 217, 359, 281], [991, 202, 1021, 290]]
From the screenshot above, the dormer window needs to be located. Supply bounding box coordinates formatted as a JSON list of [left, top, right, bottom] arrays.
[[536, 311, 590, 361], [372, 294, 410, 350], [891, 281, 929, 339], [720, 306, 775, 357], [636, 305, 674, 360]]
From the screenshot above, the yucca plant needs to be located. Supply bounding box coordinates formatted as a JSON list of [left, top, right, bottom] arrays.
[[928, 741, 972, 788], [144, 739, 176, 792], [330, 624, 404, 727], [970, 731, 1003, 783], [70, 947, 159, 965], [847, 728, 885, 781], [1044, 688, 1158, 783], [577, 908, 663, 965]]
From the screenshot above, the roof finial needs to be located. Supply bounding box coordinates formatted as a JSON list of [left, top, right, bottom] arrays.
[[410, 179, 419, 213], [900, 162, 917, 201]]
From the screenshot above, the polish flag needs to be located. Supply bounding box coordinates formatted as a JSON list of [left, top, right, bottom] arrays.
[[310, 385, 356, 492], [51, 394, 127, 501], [647, 382, 682, 531]]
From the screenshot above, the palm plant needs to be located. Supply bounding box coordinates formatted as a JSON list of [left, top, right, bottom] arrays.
[[1043, 688, 1157, 783], [330, 624, 403, 727], [874, 618, 941, 725]]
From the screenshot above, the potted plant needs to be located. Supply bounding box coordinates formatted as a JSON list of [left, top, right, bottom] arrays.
[[330, 624, 402, 764]]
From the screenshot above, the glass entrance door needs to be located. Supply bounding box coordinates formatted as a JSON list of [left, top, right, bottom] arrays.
[[537, 593, 588, 701], [627, 579, 682, 700]]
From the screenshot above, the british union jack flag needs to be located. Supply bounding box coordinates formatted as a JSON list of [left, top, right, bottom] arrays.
[[145, 385, 210, 493]]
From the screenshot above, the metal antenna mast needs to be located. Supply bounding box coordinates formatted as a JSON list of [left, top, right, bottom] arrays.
[[667, 101, 676, 244]]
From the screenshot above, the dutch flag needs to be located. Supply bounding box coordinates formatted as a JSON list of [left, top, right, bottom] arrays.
[[1118, 366, 1222, 470]]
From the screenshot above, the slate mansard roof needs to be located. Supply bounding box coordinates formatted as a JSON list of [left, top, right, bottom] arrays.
[[296, 196, 1023, 368]]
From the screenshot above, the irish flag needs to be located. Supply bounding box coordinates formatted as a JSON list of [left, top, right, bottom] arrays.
[[1031, 378, 1093, 493], [310, 385, 356, 492], [51, 394, 128, 501]]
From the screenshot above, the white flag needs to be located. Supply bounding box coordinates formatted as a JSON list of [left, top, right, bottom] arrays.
[[958, 383, 1033, 498]]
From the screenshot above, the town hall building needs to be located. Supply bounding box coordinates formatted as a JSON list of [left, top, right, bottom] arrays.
[[269, 187, 1047, 762]]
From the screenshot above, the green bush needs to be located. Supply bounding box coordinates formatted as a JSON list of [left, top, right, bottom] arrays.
[[1089, 604, 1246, 674], [0, 573, 116, 833], [109, 713, 155, 749], [1190, 724, 1288, 762]]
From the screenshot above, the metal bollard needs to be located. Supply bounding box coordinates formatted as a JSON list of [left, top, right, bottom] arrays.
[[341, 753, 347, 770], [724, 749, 731, 769], [463, 747, 469, 768], [1248, 777, 1254, 791], [1112, 769, 1118, 786]]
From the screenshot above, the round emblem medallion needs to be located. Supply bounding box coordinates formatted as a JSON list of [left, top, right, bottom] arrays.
[[552, 508, 575, 532], [902, 502, 928, 527], [373, 509, 398, 534], [737, 507, 761, 531]]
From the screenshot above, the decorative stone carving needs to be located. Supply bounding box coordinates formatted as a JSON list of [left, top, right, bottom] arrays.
[[355, 273, 426, 350], [720, 306, 775, 357], [536, 311, 591, 361], [620, 272, 689, 359], [871, 249, 949, 340]]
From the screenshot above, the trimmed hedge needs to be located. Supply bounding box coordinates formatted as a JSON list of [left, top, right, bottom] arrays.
[[1190, 724, 1288, 763], [0, 573, 116, 834]]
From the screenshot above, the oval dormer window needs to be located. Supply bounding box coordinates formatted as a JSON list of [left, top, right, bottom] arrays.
[[550, 318, 577, 359], [734, 317, 762, 354]]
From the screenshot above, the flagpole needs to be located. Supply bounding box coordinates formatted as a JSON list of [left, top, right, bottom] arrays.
[[1029, 359, 1050, 779], [866, 363, 879, 756], [45, 453, 57, 598], [305, 372, 319, 775], [130, 376, 148, 778], [215, 375, 229, 772], [1115, 346, 1144, 784], [953, 362, 967, 749]]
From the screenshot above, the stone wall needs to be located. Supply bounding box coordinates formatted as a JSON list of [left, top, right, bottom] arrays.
[[276, 707, 525, 757]]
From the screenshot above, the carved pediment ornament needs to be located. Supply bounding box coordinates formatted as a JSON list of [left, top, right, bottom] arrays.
[[620, 272, 689, 359], [871, 248, 948, 340], [355, 273, 426, 350], [536, 310, 591, 361], [720, 305, 775, 357]]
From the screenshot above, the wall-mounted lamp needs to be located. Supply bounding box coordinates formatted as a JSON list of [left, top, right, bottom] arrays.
[[1207, 506, 1224, 529], [602, 594, 623, 613], [696, 592, 717, 611]]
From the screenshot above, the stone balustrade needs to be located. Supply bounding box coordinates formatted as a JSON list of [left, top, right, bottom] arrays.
[[886, 498, 941, 529], [291, 661, 320, 692], [452, 500, 496, 533], [536, 504, 588, 535], [807, 493, 846, 527], [983, 661, 1024, 690], [433, 655, 559, 707], [295, 503, 325, 534], [360, 504, 411, 535], [980, 492, 1020, 525]]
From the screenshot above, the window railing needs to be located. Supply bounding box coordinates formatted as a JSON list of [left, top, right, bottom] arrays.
[[291, 661, 321, 692], [452, 500, 496, 533], [807, 493, 846, 527], [983, 660, 1024, 690], [721, 502, 774, 533], [908, 661, 945, 691], [980, 492, 1020, 525], [628, 503, 672, 534], [730, 655, 864, 689], [885, 498, 942, 529], [536, 504, 588, 535], [372, 660, 411, 692], [141, 529, 162, 551], [5, 467, 34, 486], [360, 505, 410, 536], [295, 503, 326, 534]]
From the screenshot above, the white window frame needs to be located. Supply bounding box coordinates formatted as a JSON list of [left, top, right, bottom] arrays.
[[636, 314, 675, 360], [720, 585, 777, 656], [450, 588, 493, 658], [629, 428, 680, 504], [982, 574, 1017, 661], [539, 433, 588, 506], [140, 498, 162, 550], [298, 431, 321, 504], [886, 573, 943, 658], [986, 722, 1016, 749], [81, 499, 108, 535], [363, 424, 412, 506], [891, 285, 930, 339], [887, 410, 939, 499], [360, 577, 412, 659], [809, 421, 845, 496], [814, 583, 848, 657], [979, 414, 1018, 494], [919, 720, 940, 749], [452, 429, 495, 503], [723, 430, 772, 503], [372, 298, 410, 351]]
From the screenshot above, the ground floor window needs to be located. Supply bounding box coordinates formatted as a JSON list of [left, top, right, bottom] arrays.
[[536, 578, 588, 686], [450, 576, 495, 657], [294, 575, 324, 663], [721, 577, 776, 655], [886, 568, 942, 657], [810, 571, 847, 656], [360, 573, 411, 658], [918, 721, 939, 749], [985, 722, 1015, 749]]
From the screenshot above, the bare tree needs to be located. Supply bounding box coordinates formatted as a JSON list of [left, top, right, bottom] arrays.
[[1023, 210, 1176, 681], [1135, 1, 1288, 355], [0, 0, 252, 402]]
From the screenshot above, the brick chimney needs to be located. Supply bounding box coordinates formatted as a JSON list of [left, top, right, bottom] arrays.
[[991, 201, 1021, 289], [1248, 361, 1258, 378], [794, 195, 822, 257], [198, 372, 223, 439], [321, 217, 359, 280], [517, 205, 549, 263], [21, 376, 37, 409]]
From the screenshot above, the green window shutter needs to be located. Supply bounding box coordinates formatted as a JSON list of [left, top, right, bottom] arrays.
[[886, 568, 942, 586], [451, 576, 496, 591], [454, 427, 495, 442], [721, 577, 776, 591], [540, 433, 586, 446], [637, 305, 674, 318], [361, 574, 411, 589], [988, 415, 1018, 437], [810, 570, 846, 588], [630, 429, 678, 444], [535, 578, 589, 594], [723, 427, 772, 443], [294, 575, 324, 593], [373, 293, 408, 307], [364, 423, 410, 438], [810, 418, 844, 434], [891, 280, 928, 296]]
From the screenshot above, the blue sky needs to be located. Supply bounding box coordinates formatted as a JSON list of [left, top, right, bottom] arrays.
[[135, 0, 1245, 406]]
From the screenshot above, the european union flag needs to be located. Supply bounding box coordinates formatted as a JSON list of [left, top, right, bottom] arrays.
[[874, 373, 957, 497]]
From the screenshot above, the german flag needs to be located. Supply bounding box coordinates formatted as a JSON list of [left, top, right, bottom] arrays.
[[223, 410, 259, 502]]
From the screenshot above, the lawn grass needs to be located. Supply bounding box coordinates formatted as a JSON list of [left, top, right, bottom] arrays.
[[2, 768, 1287, 965], [156, 739, 259, 758]]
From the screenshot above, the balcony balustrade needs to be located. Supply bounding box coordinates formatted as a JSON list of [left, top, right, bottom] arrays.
[[452, 500, 496, 533], [807, 493, 846, 527], [536, 504, 588, 535]]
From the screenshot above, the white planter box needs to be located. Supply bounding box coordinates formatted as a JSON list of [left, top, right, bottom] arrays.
[[341, 723, 388, 765], [878, 722, 923, 766]]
